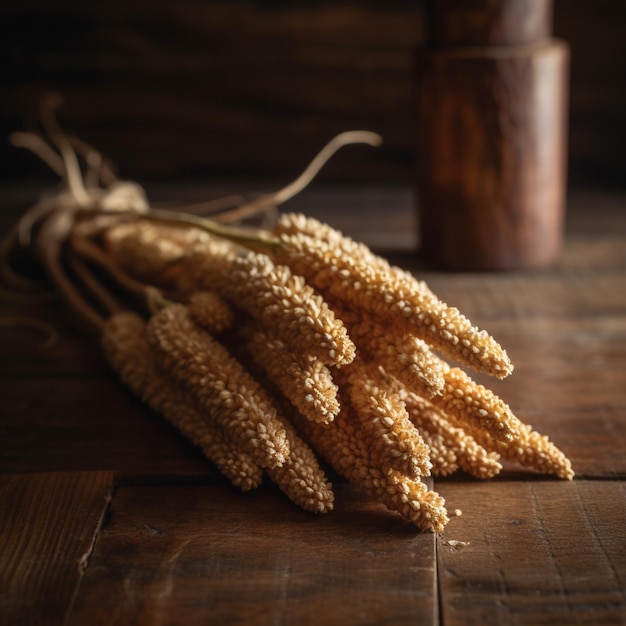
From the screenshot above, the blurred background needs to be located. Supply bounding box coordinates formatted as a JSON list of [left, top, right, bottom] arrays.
[[1, 0, 625, 189]]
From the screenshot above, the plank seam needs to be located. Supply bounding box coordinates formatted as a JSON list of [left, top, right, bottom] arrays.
[[62, 473, 119, 626]]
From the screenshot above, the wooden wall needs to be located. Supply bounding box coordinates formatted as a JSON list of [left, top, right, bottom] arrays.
[[2, 0, 625, 187]]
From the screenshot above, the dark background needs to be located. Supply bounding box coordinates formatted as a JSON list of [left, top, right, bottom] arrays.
[[1, 0, 625, 188]]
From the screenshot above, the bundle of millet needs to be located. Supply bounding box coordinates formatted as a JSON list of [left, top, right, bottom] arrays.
[[2, 118, 574, 534]]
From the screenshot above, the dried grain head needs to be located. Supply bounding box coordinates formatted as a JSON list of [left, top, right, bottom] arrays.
[[271, 231, 513, 379], [146, 304, 290, 469], [197, 250, 355, 367]]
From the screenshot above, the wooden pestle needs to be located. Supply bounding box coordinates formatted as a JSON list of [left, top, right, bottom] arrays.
[[415, 0, 569, 270]]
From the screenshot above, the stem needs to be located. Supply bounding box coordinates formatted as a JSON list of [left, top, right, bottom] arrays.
[[40, 94, 92, 207], [140, 209, 281, 252], [52, 134, 93, 207], [70, 234, 164, 313], [65, 249, 125, 315], [145, 286, 172, 314], [17, 197, 66, 247], [213, 130, 382, 223], [34, 210, 106, 333], [163, 194, 247, 218], [67, 136, 118, 187]]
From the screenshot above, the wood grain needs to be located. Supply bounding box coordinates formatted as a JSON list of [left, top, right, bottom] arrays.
[[66, 483, 437, 626], [0, 472, 114, 626], [436, 480, 626, 626]]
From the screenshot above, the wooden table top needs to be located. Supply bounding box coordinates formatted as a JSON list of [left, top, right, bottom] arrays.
[[1, 184, 625, 625]]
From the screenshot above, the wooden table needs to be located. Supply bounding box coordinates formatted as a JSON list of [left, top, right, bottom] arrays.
[[1, 185, 625, 625]]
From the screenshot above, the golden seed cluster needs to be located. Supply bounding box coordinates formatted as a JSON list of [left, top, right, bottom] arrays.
[[291, 400, 449, 533], [197, 251, 356, 367], [401, 390, 503, 479], [433, 364, 523, 443], [333, 304, 446, 398], [102, 311, 263, 491], [103, 220, 235, 292], [188, 291, 235, 334], [243, 328, 340, 424], [104, 308, 334, 513], [271, 214, 514, 379], [336, 360, 433, 481], [147, 304, 290, 469]]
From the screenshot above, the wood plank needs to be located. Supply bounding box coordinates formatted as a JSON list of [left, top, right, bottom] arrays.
[[436, 480, 626, 626], [421, 273, 626, 324], [468, 326, 626, 478], [67, 483, 437, 626], [0, 375, 214, 476], [0, 472, 115, 626], [0, 300, 108, 378]]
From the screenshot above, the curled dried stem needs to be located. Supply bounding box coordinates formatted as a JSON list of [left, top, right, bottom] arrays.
[[206, 130, 382, 224], [34, 210, 105, 332], [69, 233, 157, 308], [64, 248, 125, 316], [39, 95, 92, 208], [67, 135, 118, 188]]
